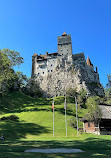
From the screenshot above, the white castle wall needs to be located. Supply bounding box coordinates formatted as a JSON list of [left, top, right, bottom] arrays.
[[36, 58, 58, 77]]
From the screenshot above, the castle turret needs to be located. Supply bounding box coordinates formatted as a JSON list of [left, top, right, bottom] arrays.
[[86, 56, 93, 67], [31, 53, 37, 77], [57, 32, 72, 62]]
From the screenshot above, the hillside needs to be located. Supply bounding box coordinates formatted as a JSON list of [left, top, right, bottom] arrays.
[[0, 92, 88, 140]]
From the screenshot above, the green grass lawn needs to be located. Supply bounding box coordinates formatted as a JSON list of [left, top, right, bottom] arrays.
[[0, 92, 111, 158], [0, 136, 111, 158]]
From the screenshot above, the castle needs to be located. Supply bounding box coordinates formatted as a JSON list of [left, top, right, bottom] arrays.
[[31, 32, 104, 97]]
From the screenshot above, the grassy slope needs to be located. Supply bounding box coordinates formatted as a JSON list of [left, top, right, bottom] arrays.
[[0, 92, 87, 139], [0, 92, 111, 158]]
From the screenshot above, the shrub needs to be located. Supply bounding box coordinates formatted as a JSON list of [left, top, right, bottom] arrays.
[[70, 117, 77, 128], [1, 115, 19, 121], [54, 96, 65, 105]]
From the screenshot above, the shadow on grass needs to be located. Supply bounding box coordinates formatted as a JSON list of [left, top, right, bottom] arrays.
[[56, 108, 75, 117], [0, 92, 52, 114], [8, 107, 52, 114], [0, 120, 50, 139], [0, 137, 111, 158]]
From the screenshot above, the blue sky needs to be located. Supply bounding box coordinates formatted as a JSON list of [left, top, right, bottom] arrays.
[[0, 0, 111, 87]]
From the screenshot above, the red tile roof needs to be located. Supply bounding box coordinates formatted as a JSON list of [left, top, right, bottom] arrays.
[[32, 53, 37, 56], [86, 56, 93, 67], [62, 32, 67, 36]]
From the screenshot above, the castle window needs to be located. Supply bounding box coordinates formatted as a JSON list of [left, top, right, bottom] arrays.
[[48, 70, 49, 72], [43, 72, 44, 74], [62, 54, 63, 55], [38, 73, 39, 75], [51, 70, 53, 72], [51, 64, 52, 66]]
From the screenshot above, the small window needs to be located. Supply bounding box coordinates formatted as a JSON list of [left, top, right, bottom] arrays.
[[48, 70, 49, 72], [62, 54, 63, 55], [51, 70, 53, 72], [38, 73, 39, 75], [43, 72, 44, 74], [88, 122, 90, 127], [51, 64, 52, 66]]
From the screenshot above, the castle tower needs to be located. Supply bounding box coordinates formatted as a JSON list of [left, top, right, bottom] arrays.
[[31, 53, 37, 77], [57, 32, 72, 62]]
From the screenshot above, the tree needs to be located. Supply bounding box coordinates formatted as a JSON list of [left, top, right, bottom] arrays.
[[14, 71, 28, 91], [1, 49, 23, 67], [77, 88, 87, 108], [86, 96, 102, 126], [24, 79, 43, 97], [0, 49, 23, 95], [105, 74, 111, 100], [107, 74, 111, 88], [66, 88, 78, 103]]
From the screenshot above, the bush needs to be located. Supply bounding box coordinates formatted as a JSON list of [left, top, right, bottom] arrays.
[[1, 115, 19, 121], [70, 117, 77, 128], [54, 96, 65, 105]]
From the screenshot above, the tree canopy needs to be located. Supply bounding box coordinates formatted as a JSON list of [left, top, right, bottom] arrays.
[[105, 74, 111, 100], [0, 49, 24, 95], [85, 96, 102, 125]]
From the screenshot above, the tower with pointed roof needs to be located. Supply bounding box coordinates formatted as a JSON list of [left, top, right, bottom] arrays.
[[57, 32, 72, 63]]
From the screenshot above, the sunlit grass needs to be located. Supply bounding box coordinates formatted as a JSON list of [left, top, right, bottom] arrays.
[[0, 92, 111, 157]]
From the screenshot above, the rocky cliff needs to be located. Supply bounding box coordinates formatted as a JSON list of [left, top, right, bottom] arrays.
[[35, 53, 104, 97]]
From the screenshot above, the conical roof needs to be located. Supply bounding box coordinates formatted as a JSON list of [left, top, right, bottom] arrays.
[[32, 53, 37, 56], [86, 56, 91, 66], [62, 32, 67, 36]]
